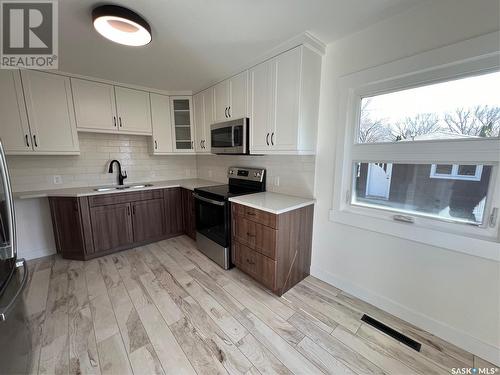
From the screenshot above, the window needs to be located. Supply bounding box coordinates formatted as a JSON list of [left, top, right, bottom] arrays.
[[332, 37, 500, 258], [350, 71, 499, 229], [354, 162, 491, 225], [429, 164, 483, 181], [358, 71, 500, 144]]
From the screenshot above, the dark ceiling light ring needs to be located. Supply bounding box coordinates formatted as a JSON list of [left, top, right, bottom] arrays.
[[92, 5, 152, 46]]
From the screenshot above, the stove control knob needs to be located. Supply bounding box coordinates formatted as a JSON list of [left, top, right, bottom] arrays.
[[229, 170, 234, 174]]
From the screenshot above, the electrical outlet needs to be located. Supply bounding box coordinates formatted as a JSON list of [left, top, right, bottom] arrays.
[[53, 175, 63, 185]]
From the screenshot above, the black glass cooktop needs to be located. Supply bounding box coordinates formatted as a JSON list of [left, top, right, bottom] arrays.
[[194, 184, 259, 200]]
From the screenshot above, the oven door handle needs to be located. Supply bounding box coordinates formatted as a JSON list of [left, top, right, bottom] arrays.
[[193, 193, 226, 206]]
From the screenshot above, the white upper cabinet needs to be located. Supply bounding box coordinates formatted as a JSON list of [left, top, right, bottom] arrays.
[[273, 47, 302, 151], [214, 80, 229, 123], [193, 92, 204, 153], [229, 71, 248, 119], [150, 93, 173, 154], [72, 80, 152, 135], [0, 70, 31, 154], [249, 45, 321, 155], [249, 60, 274, 152], [194, 88, 214, 153], [170, 97, 195, 153], [20, 70, 79, 154], [114, 87, 152, 135], [71, 78, 117, 132], [203, 88, 214, 151], [213, 71, 248, 122]]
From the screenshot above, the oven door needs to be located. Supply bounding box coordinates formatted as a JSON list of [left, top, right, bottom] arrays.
[[194, 194, 229, 248]]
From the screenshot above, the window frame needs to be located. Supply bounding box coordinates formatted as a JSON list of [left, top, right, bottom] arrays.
[[429, 164, 483, 181], [330, 32, 500, 261]]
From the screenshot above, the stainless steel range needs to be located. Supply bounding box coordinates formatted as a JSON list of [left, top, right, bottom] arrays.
[[193, 167, 265, 269]]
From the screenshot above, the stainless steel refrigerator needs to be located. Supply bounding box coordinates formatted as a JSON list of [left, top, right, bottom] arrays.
[[0, 139, 31, 374]]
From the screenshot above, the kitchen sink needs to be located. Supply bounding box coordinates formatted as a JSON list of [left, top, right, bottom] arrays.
[[93, 183, 153, 192]]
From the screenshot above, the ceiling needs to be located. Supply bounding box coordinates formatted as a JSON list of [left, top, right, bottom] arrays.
[[59, 0, 422, 92]]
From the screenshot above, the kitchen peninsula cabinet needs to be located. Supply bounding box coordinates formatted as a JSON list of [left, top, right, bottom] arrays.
[[231, 201, 314, 296]]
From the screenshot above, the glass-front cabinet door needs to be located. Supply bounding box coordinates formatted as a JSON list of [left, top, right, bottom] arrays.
[[170, 97, 194, 152]]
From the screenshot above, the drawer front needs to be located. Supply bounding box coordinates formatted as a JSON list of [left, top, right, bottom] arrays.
[[89, 189, 163, 207], [232, 203, 277, 229], [233, 242, 276, 290], [233, 216, 276, 259]]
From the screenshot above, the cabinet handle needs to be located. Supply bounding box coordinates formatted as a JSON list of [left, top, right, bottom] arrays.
[[33, 134, 38, 148], [266, 133, 269, 146], [200, 140, 203, 149], [228, 106, 231, 118], [113, 116, 117, 127], [246, 258, 255, 265], [155, 140, 158, 150], [202, 140, 206, 149], [25, 134, 30, 148], [191, 141, 194, 149], [246, 232, 256, 237], [119, 117, 122, 127], [225, 107, 228, 118], [271, 132, 274, 146], [133, 205, 136, 215], [127, 206, 130, 216], [246, 211, 256, 216]]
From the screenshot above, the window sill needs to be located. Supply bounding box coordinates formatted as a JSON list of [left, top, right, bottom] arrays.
[[329, 208, 500, 262]]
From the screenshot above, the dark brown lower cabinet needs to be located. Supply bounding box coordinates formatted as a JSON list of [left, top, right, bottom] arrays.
[[231, 202, 314, 296], [131, 198, 165, 243], [164, 187, 184, 236], [49, 187, 194, 260], [49, 197, 90, 260], [181, 188, 196, 240], [90, 202, 134, 254]]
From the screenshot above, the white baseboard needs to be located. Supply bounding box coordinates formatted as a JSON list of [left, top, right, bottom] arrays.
[[19, 247, 56, 261], [310, 265, 500, 367]]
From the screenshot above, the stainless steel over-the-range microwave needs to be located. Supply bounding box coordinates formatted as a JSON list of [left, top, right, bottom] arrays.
[[210, 117, 249, 155]]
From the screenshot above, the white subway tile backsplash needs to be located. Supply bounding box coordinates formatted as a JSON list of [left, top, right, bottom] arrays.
[[196, 154, 315, 198], [6, 132, 315, 197], [7, 133, 197, 192]]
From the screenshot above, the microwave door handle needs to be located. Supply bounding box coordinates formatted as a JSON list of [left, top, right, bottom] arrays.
[[231, 126, 235, 147], [0, 139, 16, 260]]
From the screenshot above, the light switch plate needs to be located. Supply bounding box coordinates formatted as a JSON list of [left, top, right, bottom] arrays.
[[53, 175, 63, 185]]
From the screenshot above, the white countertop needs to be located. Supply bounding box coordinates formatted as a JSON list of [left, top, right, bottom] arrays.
[[229, 192, 315, 214], [14, 178, 221, 199]]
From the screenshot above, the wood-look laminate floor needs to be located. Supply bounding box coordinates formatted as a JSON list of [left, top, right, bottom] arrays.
[[21, 235, 495, 375]]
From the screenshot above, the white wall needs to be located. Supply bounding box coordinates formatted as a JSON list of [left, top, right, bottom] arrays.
[[196, 154, 315, 198], [312, 0, 500, 364], [14, 198, 56, 260]]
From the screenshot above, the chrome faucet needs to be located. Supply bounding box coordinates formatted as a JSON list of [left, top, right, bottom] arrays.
[[108, 160, 127, 185]]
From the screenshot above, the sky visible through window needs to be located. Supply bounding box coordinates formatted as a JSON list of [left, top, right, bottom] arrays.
[[359, 70, 500, 143]]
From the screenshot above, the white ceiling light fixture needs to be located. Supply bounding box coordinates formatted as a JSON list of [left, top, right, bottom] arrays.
[[92, 5, 152, 46]]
